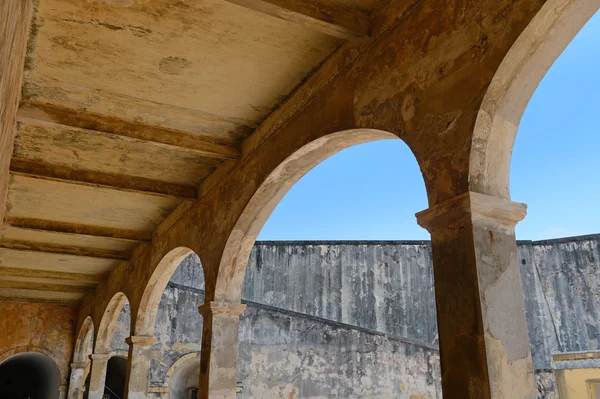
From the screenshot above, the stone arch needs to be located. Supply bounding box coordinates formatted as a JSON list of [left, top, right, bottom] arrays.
[[165, 353, 201, 398], [95, 292, 130, 354], [0, 345, 58, 365], [134, 246, 197, 336], [470, 0, 600, 198], [214, 128, 400, 302], [73, 316, 94, 364], [0, 349, 62, 398]]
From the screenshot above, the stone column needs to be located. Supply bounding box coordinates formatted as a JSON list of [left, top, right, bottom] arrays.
[[197, 301, 246, 399], [416, 191, 536, 399], [87, 353, 111, 399], [67, 361, 87, 399], [124, 335, 157, 399], [59, 384, 68, 399]]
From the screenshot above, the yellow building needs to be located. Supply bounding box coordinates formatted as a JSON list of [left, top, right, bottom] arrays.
[[554, 352, 600, 399]]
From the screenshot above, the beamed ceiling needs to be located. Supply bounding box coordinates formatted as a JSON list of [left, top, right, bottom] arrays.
[[0, 0, 379, 304]]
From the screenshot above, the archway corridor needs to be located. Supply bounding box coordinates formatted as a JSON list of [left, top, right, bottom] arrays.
[[1, 0, 600, 398]]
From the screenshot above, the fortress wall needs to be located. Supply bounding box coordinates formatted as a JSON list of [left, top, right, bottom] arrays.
[[132, 235, 600, 397]]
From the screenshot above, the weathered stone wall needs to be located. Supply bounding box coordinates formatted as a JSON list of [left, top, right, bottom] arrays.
[[519, 235, 600, 370], [0, 300, 76, 390], [135, 235, 600, 397], [244, 242, 438, 344], [148, 281, 441, 398], [110, 303, 131, 357]]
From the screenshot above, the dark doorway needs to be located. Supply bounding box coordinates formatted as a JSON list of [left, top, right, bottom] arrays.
[[104, 356, 126, 399], [0, 352, 60, 399]]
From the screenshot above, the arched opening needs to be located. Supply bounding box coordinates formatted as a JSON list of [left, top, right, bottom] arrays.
[[69, 317, 94, 398], [90, 292, 131, 398], [508, 7, 600, 399], [135, 247, 196, 337], [212, 130, 437, 397], [104, 356, 127, 399], [0, 352, 61, 399], [471, 0, 600, 397], [469, 0, 600, 198], [215, 129, 401, 303], [166, 353, 201, 399], [145, 250, 205, 393], [95, 293, 131, 356], [74, 317, 95, 364]]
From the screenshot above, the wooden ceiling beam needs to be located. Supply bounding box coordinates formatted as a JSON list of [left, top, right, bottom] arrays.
[[222, 0, 370, 40], [0, 239, 131, 260], [4, 216, 152, 242], [0, 279, 91, 293], [9, 170, 190, 202], [17, 104, 241, 161], [10, 158, 197, 199], [0, 266, 104, 284], [0, 288, 83, 305]]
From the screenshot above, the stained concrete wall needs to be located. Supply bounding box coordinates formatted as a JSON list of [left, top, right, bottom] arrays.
[[110, 303, 131, 357], [136, 235, 600, 398], [518, 235, 600, 371], [148, 282, 441, 398], [244, 242, 438, 345]]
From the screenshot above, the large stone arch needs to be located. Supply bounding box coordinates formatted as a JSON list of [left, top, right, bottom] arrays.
[[214, 128, 399, 303], [470, 0, 600, 198], [134, 247, 197, 336], [0, 345, 59, 365], [95, 292, 130, 355]]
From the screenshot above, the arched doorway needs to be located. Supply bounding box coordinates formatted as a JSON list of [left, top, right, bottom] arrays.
[[0, 352, 61, 399], [104, 356, 127, 399], [167, 353, 201, 399], [88, 292, 131, 398]]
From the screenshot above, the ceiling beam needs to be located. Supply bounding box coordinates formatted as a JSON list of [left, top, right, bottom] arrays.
[[0, 288, 83, 304], [221, 0, 370, 40], [4, 216, 153, 242], [10, 158, 197, 199], [0, 266, 104, 284], [9, 170, 190, 203], [0, 239, 131, 260], [17, 104, 241, 160], [0, 1, 34, 244], [0, 279, 91, 293]]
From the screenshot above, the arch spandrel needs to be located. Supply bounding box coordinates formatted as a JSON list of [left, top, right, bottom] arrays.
[[470, 0, 600, 198]]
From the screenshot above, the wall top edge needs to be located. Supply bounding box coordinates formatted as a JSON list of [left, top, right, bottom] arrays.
[[254, 233, 600, 247]]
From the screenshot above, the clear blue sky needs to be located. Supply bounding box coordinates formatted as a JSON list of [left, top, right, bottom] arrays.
[[258, 11, 600, 241]]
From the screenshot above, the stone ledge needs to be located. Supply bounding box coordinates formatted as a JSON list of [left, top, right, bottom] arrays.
[[416, 191, 527, 231]]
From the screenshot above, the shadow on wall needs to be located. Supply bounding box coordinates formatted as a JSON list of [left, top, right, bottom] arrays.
[[104, 356, 127, 399], [0, 352, 60, 399]]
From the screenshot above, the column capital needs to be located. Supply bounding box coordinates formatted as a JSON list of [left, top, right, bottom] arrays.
[[126, 335, 157, 347], [416, 191, 526, 232], [71, 361, 88, 369], [198, 301, 247, 317], [90, 353, 111, 361]]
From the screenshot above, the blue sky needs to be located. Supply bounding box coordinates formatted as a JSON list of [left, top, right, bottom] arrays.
[[258, 11, 600, 241]]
